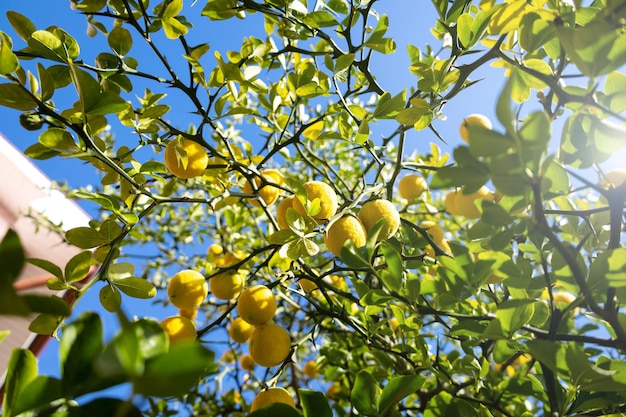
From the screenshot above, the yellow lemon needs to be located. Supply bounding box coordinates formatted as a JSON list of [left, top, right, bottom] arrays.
[[454, 186, 494, 219], [160, 316, 196, 345], [444, 191, 460, 215], [167, 269, 208, 310], [228, 317, 255, 343], [178, 307, 198, 320], [240, 353, 256, 371], [460, 114, 492, 143], [398, 174, 428, 200], [164, 137, 209, 179], [237, 285, 277, 325], [276, 196, 295, 230], [292, 181, 338, 221], [298, 278, 318, 293], [243, 169, 284, 207], [358, 199, 400, 241], [599, 168, 626, 189], [249, 322, 291, 367], [210, 270, 245, 300], [250, 387, 295, 412], [326, 382, 341, 399], [419, 220, 445, 243], [303, 360, 319, 378], [324, 215, 367, 257]]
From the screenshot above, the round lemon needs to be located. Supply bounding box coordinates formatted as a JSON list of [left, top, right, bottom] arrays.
[[460, 114, 492, 143], [210, 270, 245, 300], [454, 186, 494, 219], [326, 382, 341, 399], [228, 317, 255, 343], [164, 138, 209, 179], [398, 174, 428, 200], [292, 181, 338, 221], [167, 269, 208, 310], [303, 360, 318, 378], [419, 220, 444, 243], [178, 307, 198, 320], [298, 278, 318, 293], [599, 168, 626, 189], [324, 215, 367, 257], [240, 353, 256, 371], [358, 199, 400, 241], [443, 191, 459, 215], [250, 387, 295, 412], [275, 196, 295, 230], [237, 285, 277, 325], [243, 169, 284, 207], [160, 316, 196, 345], [249, 323, 291, 367]]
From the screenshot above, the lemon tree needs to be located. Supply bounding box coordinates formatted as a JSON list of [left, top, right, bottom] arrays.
[[0, 1, 625, 417]]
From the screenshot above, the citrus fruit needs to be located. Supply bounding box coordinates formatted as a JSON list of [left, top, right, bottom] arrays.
[[599, 168, 626, 189], [303, 360, 318, 378], [276, 196, 295, 230], [454, 186, 494, 219], [324, 215, 367, 257], [243, 169, 284, 207], [460, 114, 492, 143], [326, 382, 341, 399], [167, 269, 208, 310], [249, 322, 291, 367], [298, 278, 318, 293], [398, 174, 428, 200], [228, 317, 255, 343], [250, 387, 295, 412], [443, 191, 459, 215], [237, 285, 277, 325], [210, 270, 245, 300], [358, 199, 400, 241], [292, 181, 338, 221], [160, 316, 196, 345], [164, 137, 209, 179], [178, 307, 198, 320], [240, 353, 256, 371], [419, 220, 444, 243]]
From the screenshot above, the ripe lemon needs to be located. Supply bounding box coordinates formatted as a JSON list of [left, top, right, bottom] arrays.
[[443, 191, 459, 215], [249, 322, 291, 367], [454, 186, 494, 219], [275, 196, 295, 230], [228, 317, 255, 343], [160, 316, 196, 345], [599, 168, 626, 189], [298, 278, 318, 293], [240, 353, 256, 371], [250, 387, 295, 412], [178, 307, 198, 320], [358, 199, 400, 241], [303, 360, 319, 378], [324, 215, 367, 257], [210, 270, 245, 300], [292, 181, 338, 221], [237, 285, 277, 325], [419, 220, 444, 243], [167, 269, 208, 310], [326, 382, 341, 399], [164, 137, 209, 179], [398, 174, 428, 200], [459, 114, 492, 143], [243, 169, 284, 207]]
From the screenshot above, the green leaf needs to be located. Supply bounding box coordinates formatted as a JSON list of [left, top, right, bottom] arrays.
[[380, 244, 403, 292], [0, 32, 19, 75], [299, 389, 333, 417], [70, 398, 144, 417], [37, 63, 55, 101], [86, 91, 128, 115], [379, 375, 426, 416], [0, 229, 25, 283], [2, 349, 38, 417], [38, 128, 78, 153], [28, 314, 61, 335], [65, 227, 110, 249], [162, 17, 189, 39], [468, 127, 515, 157], [605, 248, 626, 288], [495, 299, 536, 337], [373, 90, 406, 119], [6, 11, 36, 42], [12, 376, 62, 417], [112, 277, 157, 299], [27, 30, 66, 62], [351, 370, 381, 416], [21, 295, 71, 316], [107, 26, 132, 56], [0, 330, 10, 343], [64, 250, 93, 283], [26, 258, 63, 281], [99, 284, 122, 312], [0, 83, 37, 110], [133, 343, 216, 397], [60, 312, 104, 396], [430, 166, 489, 189], [456, 13, 474, 48], [302, 11, 338, 28]]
